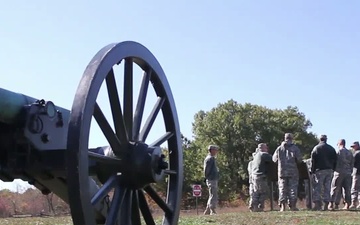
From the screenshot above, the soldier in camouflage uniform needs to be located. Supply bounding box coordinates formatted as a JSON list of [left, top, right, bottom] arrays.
[[272, 133, 303, 211], [350, 141, 360, 209], [249, 143, 272, 212], [203, 145, 219, 215], [311, 135, 337, 211], [248, 153, 256, 210], [303, 158, 313, 209], [248, 159, 254, 209], [329, 139, 353, 210]]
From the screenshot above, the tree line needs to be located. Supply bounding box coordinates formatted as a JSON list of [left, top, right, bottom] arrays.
[[0, 187, 69, 217]]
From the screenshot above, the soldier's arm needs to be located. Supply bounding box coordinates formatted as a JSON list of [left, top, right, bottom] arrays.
[[354, 153, 360, 169], [295, 146, 303, 163], [350, 152, 355, 168], [272, 148, 279, 163], [310, 147, 317, 173], [204, 157, 214, 179], [247, 161, 252, 173], [332, 147, 338, 170]]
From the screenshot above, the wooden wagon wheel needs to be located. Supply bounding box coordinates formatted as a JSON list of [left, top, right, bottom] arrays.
[[66, 41, 183, 225]]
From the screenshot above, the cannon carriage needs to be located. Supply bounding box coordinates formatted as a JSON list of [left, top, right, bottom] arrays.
[[266, 160, 313, 210], [0, 41, 183, 225]]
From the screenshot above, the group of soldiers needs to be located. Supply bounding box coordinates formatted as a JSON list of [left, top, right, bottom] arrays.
[[202, 133, 360, 215], [248, 133, 360, 212]]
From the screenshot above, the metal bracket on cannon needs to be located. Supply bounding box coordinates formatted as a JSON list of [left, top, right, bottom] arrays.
[[24, 99, 67, 150]]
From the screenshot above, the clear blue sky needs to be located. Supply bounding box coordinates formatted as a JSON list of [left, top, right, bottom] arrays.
[[0, 1, 359, 191]]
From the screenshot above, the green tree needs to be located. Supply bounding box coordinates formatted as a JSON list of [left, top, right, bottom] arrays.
[[190, 99, 318, 203]]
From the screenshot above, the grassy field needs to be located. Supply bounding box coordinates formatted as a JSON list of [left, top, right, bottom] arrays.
[[1, 209, 360, 225]]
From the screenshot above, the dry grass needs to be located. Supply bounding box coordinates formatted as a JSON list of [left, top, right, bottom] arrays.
[[1, 206, 360, 225]]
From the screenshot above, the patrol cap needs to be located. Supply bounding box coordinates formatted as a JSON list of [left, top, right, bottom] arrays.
[[257, 143, 267, 148], [351, 141, 359, 147], [320, 134, 327, 139], [284, 133, 293, 139], [208, 145, 219, 151]]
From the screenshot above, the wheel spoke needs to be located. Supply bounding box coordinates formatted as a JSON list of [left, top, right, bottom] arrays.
[[94, 103, 126, 157], [106, 68, 129, 144], [164, 170, 177, 175], [144, 185, 172, 216], [131, 190, 142, 225], [123, 58, 133, 140], [119, 189, 133, 225], [133, 70, 152, 141], [88, 151, 121, 165], [150, 132, 174, 147], [105, 187, 126, 225], [138, 190, 156, 225], [91, 175, 118, 205], [139, 97, 165, 142]]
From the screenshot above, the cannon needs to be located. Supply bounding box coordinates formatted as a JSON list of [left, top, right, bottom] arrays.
[[267, 161, 312, 210], [0, 41, 183, 225]]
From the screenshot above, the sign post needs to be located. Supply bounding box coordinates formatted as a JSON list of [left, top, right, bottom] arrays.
[[192, 184, 202, 215]]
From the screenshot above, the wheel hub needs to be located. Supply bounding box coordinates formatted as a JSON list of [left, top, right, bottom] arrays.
[[121, 142, 167, 189], [97, 142, 167, 189]]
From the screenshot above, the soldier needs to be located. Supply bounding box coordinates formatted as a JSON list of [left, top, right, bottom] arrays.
[[248, 153, 255, 211], [203, 145, 219, 215], [311, 134, 337, 211], [272, 133, 302, 211], [329, 139, 353, 210], [350, 141, 360, 209], [303, 158, 313, 209], [250, 143, 272, 212]]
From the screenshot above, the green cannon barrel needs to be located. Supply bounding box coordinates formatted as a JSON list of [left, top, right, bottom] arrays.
[[0, 87, 70, 125]]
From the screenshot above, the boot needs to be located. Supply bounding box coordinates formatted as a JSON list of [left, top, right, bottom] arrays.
[[342, 202, 349, 210], [258, 203, 264, 212], [349, 201, 357, 210], [289, 201, 299, 211], [203, 206, 210, 215], [328, 202, 335, 211], [323, 202, 329, 211], [312, 201, 322, 211], [210, 208, 217, 215], [280, 203, 286, 212]]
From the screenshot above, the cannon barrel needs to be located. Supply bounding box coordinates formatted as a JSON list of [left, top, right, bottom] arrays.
[[0, 87, 37, 124], [0, 87, 70, 126]]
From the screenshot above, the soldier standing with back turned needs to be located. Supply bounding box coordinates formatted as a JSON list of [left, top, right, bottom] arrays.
[[247, 153, 255, 211], [329, 139, 353, 210], [303, 158, 313, 209], [250, 143, 273, 212], [350, 141, 360, 209], [203, 145, 219, 215], [311, 135, 337, 211], [272, 133, 303, 211]]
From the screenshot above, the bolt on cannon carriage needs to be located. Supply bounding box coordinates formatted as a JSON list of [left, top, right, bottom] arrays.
[[0, 41, 184, 225]]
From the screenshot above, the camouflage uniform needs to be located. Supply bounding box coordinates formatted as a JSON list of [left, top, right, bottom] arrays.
[[351, 172, 360, 208], [203, 145, 219, 215], [311, 136, 337, 210], [350, 147, 360, 208], [248, 150, 261, 211], [304, 158, 313, 209], [330, 147, 353, 208], [251, 149, 272, 211], [272, 134, 302, 211], [248, 160, 254, 207]]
